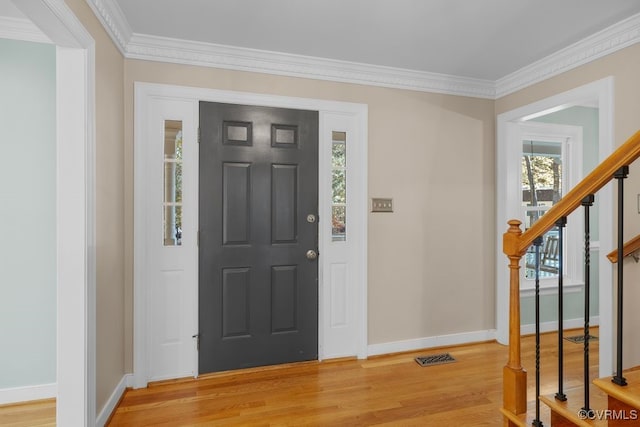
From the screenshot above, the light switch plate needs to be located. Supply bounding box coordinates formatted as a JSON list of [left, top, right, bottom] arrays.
[[371, 198, 393, 212]]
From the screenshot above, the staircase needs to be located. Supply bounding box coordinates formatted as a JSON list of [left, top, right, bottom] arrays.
[[501, 371, 640, 426], [501, 129, 640, 426], [542, 372, 640, 426]]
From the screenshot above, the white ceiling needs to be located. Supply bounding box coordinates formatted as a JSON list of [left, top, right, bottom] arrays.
[[113, 0, 640, 81]]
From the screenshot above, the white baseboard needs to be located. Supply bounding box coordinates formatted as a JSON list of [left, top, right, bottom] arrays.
[[0, 383, 56, 405], [521, 316, 599, 336], [367, 329, 497, 357], [96, 374, 133, 427]]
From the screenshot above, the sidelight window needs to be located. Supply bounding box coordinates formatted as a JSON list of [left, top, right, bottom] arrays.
[[163, 120, 183, 246], [331, 131, 347, 241]]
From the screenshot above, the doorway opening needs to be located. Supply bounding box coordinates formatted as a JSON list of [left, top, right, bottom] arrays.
[[496, 77, 614, 377]]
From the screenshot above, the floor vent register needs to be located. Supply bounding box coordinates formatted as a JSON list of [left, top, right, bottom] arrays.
[[415, 352, 456, 367]]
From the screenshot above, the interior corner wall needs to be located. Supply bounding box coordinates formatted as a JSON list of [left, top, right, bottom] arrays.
[[66, 0, 126, 413], [123, 60, 497, 365], [0, 38, 56, 391], [495, 42, 640, 369]]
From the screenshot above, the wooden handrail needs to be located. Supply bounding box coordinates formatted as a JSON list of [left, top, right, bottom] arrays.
[[516, 129, 640, 256], [607, 234, 640, 263]]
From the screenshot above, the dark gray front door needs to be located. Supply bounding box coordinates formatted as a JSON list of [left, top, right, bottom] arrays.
[[198, 102, 319, 373]]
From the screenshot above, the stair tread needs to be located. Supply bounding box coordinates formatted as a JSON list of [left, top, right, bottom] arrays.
[[593, 370, 640, 410], [539, 387, 608, 426]]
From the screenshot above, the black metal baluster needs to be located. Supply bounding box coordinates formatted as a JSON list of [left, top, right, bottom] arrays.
[[581, 194, 595, 417], [555, 217, 567, 402], [533, 235, 544, 427], [612, 166, 629, 386]]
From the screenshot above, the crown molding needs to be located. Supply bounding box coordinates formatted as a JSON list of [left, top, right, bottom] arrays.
[[83, 0, 130, 54], [0, 16, 51, 44], [125, 33, 496, 99], [495, 12, 640, 98], [86, 2, 640, 100]]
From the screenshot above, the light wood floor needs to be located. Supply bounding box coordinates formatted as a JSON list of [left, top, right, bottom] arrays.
[[0, 398, 55, 427], [0, 328, 600, 426]]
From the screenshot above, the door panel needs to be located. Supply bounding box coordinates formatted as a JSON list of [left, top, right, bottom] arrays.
[[272, 164, 298, 243], [222, 162, 251, 245], [199, 102, 319, 373]]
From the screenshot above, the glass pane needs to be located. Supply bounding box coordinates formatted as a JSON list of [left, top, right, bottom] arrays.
[[522, 207, 547, 230], [332, 142, 346, 168], [164, 120, 183, 246], [164, 120, 182, 160], [332, 131, 346, 142], [331, 131, 347, 242], [521, 140, 562, 209], [332, 170, 346, 204], [163, 205, 183, 246], [524, 227, 560, 279], [332, 205, 346, 241]]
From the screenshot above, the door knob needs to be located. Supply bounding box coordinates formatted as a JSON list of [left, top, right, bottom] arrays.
[[306, 250, 318, 260]]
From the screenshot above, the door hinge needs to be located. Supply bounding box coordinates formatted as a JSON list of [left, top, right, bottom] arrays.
[[197, 126, 201, 144], [192, 333, 200, 351], [197, 230, 200, 246]]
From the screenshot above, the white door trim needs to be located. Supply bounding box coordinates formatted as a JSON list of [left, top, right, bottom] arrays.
[[10, 0, 97, 425], [496, 77, 614, 378], [134, 82, 368, 387]]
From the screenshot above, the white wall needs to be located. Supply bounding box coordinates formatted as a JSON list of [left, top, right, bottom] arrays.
[[0, 38, 56, 390]]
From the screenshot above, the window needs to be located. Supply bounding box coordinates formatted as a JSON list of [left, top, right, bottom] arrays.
[[331, 131, 346, 241], [163, 120, 183, 246], [518, 122, 584, 291], [522, 140, 562, 279]]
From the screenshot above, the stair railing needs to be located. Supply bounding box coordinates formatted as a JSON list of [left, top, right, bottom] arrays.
[[501, 130, 640, 425]]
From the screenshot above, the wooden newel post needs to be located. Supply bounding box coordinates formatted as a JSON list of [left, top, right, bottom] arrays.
[[503, 219, 527, 419]]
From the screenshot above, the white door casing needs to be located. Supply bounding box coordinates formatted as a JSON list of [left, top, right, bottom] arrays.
[[134, 83, 368, 387], [496, 77, 614, 378], [9, 1, 97, 425]]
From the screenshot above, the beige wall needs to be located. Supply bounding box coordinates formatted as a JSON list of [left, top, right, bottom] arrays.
[[496, 43, 640, 368], [66, 0, 126, 412], [122, 61, 496, 369]]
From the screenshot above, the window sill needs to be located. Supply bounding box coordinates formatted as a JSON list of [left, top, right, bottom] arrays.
[[520, 279, 584, 297]]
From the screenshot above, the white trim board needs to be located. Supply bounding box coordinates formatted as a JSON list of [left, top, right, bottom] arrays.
[[0, 383, 56, 406], [367, 329, 497, 357], [85, 0, 640, 99]]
